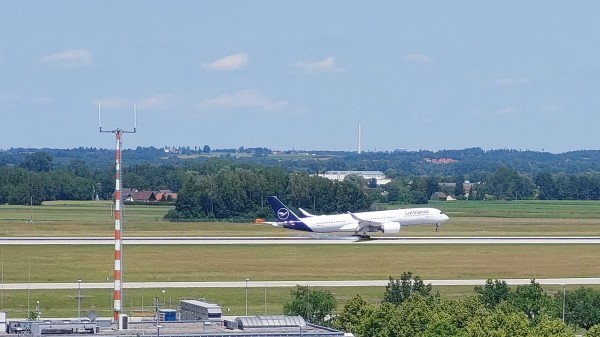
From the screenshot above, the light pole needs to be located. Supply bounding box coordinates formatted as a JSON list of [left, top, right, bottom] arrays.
[[245, 278, 249, 316], [562, 284, 566, 323], [77, 279, 82, 318]]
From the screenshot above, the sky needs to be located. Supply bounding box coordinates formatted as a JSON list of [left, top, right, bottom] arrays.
[[1, 1, 600, 153]]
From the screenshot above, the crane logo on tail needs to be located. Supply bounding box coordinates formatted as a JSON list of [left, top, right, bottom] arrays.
[[277, 208, 289, 220]]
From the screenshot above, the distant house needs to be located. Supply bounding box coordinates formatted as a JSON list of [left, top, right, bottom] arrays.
[[430, 192, 448, 201], [154, 190, 178, 201], [438, 181, 477, 198], [113, 188, 175, 202], [127, 191, 156, 202], [114, 188, 138, 201]]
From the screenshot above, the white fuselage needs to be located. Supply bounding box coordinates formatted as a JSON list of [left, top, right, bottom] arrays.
[[300, 208, 449, 233]]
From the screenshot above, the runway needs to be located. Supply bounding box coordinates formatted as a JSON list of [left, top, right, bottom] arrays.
[[3, 278, 600, 290], [0, 236, 599, 245]]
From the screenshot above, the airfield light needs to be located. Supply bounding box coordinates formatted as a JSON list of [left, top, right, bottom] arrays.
[[562, 284, 566, 323], [77, 279, 82, 318], [245, 278, 249, 316]]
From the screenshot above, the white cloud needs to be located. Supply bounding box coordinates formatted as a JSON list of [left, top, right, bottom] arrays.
[[404, 54, 432, 63], [199, 89, 288, 111], [494, 78, 531, 86], [295, 57, 344, 73], [96, 96, 130, 109], [497, 107, 518, 115], [40, 49, 93, 68], [0, 93, 22, 103], [203, 53, 248, 71], [137, 94, 177, 111]]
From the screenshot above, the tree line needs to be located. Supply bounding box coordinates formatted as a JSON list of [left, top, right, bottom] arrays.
[[6, 152, 600, 220], [283, 272, 600, 337], [0, 152, 181, 205]]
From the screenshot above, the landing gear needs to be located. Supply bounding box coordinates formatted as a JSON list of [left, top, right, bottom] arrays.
[[353, 233, 371, 240], [435, 223, 440, 232]]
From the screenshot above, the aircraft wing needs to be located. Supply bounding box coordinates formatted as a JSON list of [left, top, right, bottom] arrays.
[[262, 221, 281, 227], [347, 212, 384, 233]]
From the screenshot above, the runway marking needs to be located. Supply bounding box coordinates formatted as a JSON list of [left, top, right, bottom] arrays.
[[1, 236, 599, 245]]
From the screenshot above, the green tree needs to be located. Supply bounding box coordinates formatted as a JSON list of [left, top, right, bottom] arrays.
[[423, 320, 467, 337], [357, 302, 399, 337], [408, 177, 430, 204], [283, 285, 336, 326], [332, 179, 372, 212], [561, 286, 600, 329], [68, 159, 92, 178], [474, 279, 510, 308], [453, 175, 465, 199], [527, 317, 574, 337], [383, 272, 432, 306], [509, 279, 553, 321], [20, 152, 53, 172], [465, 304, 530, 337], [534, 172, 557, 200], [438, 295, 483, 329], [394, 294, 437, 337], [385, 178, 411, 203], [333, 294, 374, 334], [587, 324, 600, 337]]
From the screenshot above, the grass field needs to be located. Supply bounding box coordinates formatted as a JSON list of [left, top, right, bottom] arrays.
[[0, 284, 586, 318], [0, 199, 599, 318], [1, 200, 600, 237], [0, 244, 597, 283]]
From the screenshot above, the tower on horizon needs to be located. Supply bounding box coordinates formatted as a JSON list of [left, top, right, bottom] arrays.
[[358, 122, 362, 154]]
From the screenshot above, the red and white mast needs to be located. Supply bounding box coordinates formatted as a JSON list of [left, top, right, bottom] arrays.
[[99, 103, 137, 322]]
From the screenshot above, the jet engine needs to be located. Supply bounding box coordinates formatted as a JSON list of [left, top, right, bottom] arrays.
[[381, 222, 401, 234]]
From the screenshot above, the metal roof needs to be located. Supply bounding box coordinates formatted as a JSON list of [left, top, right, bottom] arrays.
[[235, 315, 306, 329]]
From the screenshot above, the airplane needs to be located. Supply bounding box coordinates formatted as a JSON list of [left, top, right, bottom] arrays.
[[262, 196, 450, 239]]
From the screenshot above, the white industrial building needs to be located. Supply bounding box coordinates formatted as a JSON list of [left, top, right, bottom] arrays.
[[318, 170, 390, 186]]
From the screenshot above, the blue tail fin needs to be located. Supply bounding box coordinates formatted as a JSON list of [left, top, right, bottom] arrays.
[[266, 196, 302, 222]]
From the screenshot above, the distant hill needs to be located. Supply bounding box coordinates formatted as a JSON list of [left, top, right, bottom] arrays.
[[3, 146, 600, 176]]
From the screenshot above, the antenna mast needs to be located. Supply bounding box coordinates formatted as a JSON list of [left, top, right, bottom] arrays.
[[357, 122, 362, 154], [98, 103, 137, 324]]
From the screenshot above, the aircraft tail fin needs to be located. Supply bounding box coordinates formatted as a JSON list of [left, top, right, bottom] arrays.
[[266, 196, 302, 222]]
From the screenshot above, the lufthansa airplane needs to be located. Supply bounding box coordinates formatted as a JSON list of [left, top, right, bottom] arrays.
[[263, 196, 449, 238]]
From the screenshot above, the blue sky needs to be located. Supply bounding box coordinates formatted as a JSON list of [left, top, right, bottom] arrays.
[[1, 1, 599, 153]]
